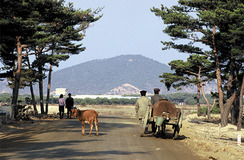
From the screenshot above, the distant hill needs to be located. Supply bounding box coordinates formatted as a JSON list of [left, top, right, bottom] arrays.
[[51, 54, 172, 95], [0, 54, 217, 95]]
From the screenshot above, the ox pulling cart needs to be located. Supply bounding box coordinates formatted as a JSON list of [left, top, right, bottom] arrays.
[[147, 99, 183, 140]]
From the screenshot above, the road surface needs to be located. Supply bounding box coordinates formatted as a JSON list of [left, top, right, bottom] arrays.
[[0, 116, 204, 160]]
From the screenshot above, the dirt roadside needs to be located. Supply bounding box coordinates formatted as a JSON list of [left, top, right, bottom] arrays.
[[181, 114, 244, 160], [0, 105, 243, 160]]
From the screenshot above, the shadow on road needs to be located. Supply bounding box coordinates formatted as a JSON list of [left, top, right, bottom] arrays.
[[1, 140, 147, 159], [98, 115, 135, 119], [0, 116, 148, 160], [142, 128, 189, 141], [70, 116, 138, 133]]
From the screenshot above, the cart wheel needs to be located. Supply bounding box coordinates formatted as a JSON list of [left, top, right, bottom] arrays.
[[173, 125, 180, 140], [161, 124, 166, 136], [151, 122, 156, 133]]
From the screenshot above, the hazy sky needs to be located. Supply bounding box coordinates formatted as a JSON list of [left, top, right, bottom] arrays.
[[55, 0, 189, 71]]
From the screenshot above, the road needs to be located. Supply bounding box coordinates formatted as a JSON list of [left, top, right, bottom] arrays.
[[0, 116, 204, 160]]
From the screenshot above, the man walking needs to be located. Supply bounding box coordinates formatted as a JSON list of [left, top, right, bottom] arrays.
[[66, 93, 74, 119], [135, 90, 152, 137]]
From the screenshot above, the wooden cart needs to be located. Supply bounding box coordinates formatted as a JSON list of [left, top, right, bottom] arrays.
[[148, 100, 183, 140]]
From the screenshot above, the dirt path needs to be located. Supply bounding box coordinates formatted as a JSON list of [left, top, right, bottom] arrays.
[[1, 105, 243, 160], [0, 115, 204, 160]]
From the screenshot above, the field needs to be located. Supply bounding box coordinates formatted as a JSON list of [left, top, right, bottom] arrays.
[[36, 104, 199, 115]]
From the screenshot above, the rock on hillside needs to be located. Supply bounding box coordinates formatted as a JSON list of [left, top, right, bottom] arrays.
[[106, 83, 141, 95]]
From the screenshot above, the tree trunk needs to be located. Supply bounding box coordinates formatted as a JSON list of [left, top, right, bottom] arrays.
[[214, 42, 227, 127], [38, 67, 44, 114], [26, 54, 38, 115], [222, 92, 237, 127], [231, 99, 239, 125], [213, 26, 238, 127], [197, 67, 211, 118], [200, 81, 211, 119], [210, 98, 216, 114], [212, 26, 226, 127], [237, 76, 244, 131], [11, 37, 22, 119], [30, 83, 38, 115], [215, 58, 225, 125], [227, 55, 237, 125], [37, 47, 45, 114], [45, 63, 52, 115], [196, 83, 201, 117]]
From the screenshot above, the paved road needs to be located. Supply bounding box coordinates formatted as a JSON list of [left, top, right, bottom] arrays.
[[0, 116, 203, 160]]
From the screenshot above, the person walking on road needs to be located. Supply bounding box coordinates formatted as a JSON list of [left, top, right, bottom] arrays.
[[135, 90, 152, 137], [58, 94, 66, 119], [66, 93, 74, 119]]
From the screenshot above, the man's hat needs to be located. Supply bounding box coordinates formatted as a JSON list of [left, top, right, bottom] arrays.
[[154, 88, 160, 92], [140, 90, 147, 94]]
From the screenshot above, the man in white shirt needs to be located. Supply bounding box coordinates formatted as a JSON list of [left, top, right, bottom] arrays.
[[135, 90, 152, 137]]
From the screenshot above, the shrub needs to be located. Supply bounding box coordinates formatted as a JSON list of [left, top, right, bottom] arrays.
[[200, 106, 220, 114]]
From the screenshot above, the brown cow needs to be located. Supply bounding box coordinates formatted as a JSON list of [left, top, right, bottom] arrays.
[[152, 100, 180, 136], [152, 100, 178, 120], [71, 108, 99, 136]]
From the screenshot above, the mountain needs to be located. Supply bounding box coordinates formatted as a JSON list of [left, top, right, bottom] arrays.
[[51, 54, 172, 95], [0, 54, 217, 95]]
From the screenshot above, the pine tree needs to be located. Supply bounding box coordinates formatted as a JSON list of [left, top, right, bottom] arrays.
[[1, 0, 41, 118], [1, 0, 102, 116], [30, 2, 101, 114], [161, 55, 215, 118], [151, 0, 244, 127]]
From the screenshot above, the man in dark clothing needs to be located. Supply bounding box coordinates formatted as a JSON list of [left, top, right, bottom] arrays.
[[150, 88, 163, 134], [151, 88, 163, 106], [151, 88, 163, 117], [66, 93, 74, 119]]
